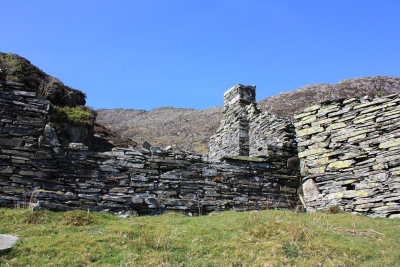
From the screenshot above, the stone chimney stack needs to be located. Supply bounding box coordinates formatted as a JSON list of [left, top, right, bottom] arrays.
[[209, 84, 257, 161], [223, 84, 256, 108]]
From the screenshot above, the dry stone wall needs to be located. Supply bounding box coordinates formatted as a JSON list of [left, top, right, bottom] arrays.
[[209, 84, 298, 163], [295, 94, 400, 218], [209, 85, 257, 159], [0, 80, 301, 215], [6, 78, 400, 218]]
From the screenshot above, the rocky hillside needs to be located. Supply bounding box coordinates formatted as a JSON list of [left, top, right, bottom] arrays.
[[258, 76, 400, 118], [0, 52, 86, 107], [0, 52, 136, 151], [97, 76, 400, 153], [96, 106, 223, 153]]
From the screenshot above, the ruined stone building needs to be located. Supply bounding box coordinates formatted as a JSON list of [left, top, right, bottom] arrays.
[[209, 84, 299, 168], [1, 79, 400, 218], [0, 80, 300, 215], [210, 84, 400, 218]]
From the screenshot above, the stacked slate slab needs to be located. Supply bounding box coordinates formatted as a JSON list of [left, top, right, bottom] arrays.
[[5, 78, 400, 218], [209, 84, 298, 163], [209, 84, 257, 159], [0, 80, 301, 215], [295, 94, 400, 218]]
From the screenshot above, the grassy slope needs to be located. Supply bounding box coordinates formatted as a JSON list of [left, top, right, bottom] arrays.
[[1, 209, 399, 266]]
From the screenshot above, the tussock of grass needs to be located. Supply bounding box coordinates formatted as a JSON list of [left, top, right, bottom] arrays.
[[52, 105, 96, 125], [0, 209, 399, 266]]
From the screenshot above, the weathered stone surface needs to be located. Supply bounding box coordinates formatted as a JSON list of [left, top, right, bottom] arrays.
[[42, 125, 61, 147], [68, 143, 88, 151], [295, 94, 400, 217], [326, 160, 355, 170], [296, 126, 325, 137], [209, 84, 298, 162], [0, 81, 300, 215], [0, 235, 20, 253], [7, 79, 400, 218]]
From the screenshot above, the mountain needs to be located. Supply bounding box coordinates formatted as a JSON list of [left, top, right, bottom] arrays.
[[96, 76, 400, 153], [96, 106, 223, 153], [257, 76, 400, 118]]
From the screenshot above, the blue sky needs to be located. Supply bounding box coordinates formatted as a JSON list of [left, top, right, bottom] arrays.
[[2, 0, 400, 110]]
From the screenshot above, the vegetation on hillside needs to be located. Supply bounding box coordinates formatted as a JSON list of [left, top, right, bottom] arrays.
[[51, 105, 97, 126], [0, 53, 22, 82], [0, 209, 399, 266], [0, 52, 86, 107], [0, 52, 134, 150]]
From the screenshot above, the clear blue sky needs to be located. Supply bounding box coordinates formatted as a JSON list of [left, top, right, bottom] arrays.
[[2, 0, 400, 110]]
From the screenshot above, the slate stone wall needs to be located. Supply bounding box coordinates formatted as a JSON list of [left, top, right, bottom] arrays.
[[295, 94, 400, 218], [0, 80, 301, 215], [209, 85, 256, 159], [209, 84, 298, 163], [7, 78, 400, 218]]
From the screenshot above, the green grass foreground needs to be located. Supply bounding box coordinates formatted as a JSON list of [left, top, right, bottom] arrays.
[[0, 209, 399, 266]]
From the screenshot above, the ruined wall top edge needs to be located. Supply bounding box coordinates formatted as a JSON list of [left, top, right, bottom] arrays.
[[224, 84, 256, 106]]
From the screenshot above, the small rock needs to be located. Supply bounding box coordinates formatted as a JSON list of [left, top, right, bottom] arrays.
[[119, 214, 130, 220], [0, 235, 20, 253], [151, 147, 163, 153], [68, 143, 88, 151], [142, 141, 151, 150]]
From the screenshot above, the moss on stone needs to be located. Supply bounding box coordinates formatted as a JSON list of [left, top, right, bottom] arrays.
[[379, 138, 400, 149], [327, 160, 355, 170], [296, 126, 325, 137]]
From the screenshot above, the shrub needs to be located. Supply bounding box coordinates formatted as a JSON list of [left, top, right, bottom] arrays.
[[38, 76, 64, 100], [283, 242, 302, 258], [0, 53, 22, 81], [52, 105, 97, 125]]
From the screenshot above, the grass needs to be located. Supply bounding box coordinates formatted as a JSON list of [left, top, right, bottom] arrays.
[[52, 105, 97, 125], [0, 209, 399, 266]]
